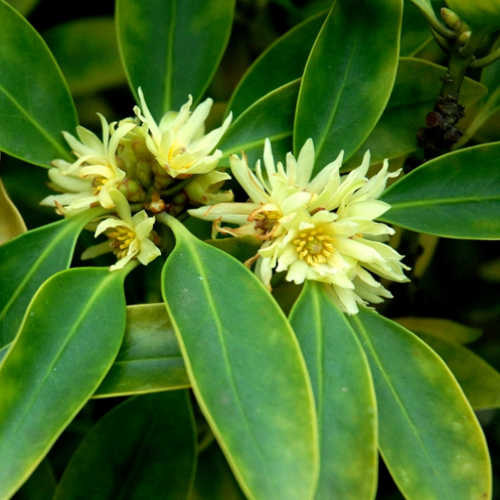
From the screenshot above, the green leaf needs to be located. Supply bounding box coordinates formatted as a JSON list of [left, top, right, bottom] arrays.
[[0, 0, 77, 167], [380, 141, 500, 239], [116, 0, 235, 119], [54, 391, 196, 500], [400, 2, 433, 57], [416, 332, 500, 411], [12, 460, 56, 500], [218, 80, 300, 168], [0, 267, 127, 500], [289, 282, 377, 500], [344, 58, 488, 169], [349, 308, 491, 500], [407, 0, 441, 26], [394, 317, 482, 344], [190, 443, 246, 500], [206, 236, 262, 264], [0, 208, 105, 346], [294, 0, 403, 172], [93, 303, 189, 398], [43, 18, 126, 97], [227, 11, 327, 118], [161, 216, 319, 500]]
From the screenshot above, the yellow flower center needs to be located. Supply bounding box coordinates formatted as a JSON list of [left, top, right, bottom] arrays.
[[293, 228, 334, 266], [107, 226, 136, 259], [249, 209, 281, 239], [91, 176, 107, 193]]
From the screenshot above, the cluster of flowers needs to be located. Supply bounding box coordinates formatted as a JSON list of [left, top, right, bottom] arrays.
[[42, 90, 409, 313]]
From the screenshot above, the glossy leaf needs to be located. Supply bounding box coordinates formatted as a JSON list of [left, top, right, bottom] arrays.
[[0, 0, 76, 167], [294, 0, 403, 172], [116, 0, 235, 119], [228, 11, 326, 118], [349, 308, 491, 500], [0, 207, 105, 346], [0, 267, 127, 500], [344, 58, 487, 168], [218, 80, 300, 167], [206, 236, 262, 264], [380, 142, 500, 239], [417, 332, 500, 410], [400, 1, 433, 57], [394, 317, 482, 344], [54, 391, 196, 500], [43, 18, 126, 97], [12, 460, 56, 500], [408, 0, 441, 26], [0, 176, 26, 245], [94, 303, 189, 398], [289, 282, 377, 500], [190, 443, 246, 500], [161, 216, 319, 500]]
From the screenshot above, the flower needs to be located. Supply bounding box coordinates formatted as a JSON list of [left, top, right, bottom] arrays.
[[189, 139, 409, 314], [185, 170, 233, 206], [81, 190, 161, 271], [134, 88, 232, 179], [41, 115, 136, 213]]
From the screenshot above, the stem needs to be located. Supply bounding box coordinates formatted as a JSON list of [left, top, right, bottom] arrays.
[[470, 45, 500, 68], [160, 177, 193, 197], [419, 8, 455, 39]]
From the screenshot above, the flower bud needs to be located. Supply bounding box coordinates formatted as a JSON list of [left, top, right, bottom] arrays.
[[441, 8, 465, 32], [117, 177, 146, 203], [444, 0, 500, 35]]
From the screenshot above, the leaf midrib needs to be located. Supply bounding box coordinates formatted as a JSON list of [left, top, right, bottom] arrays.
[[0, 272, 116, 453], [351, 315, 450, 498], [0, 81, 69, 159], [384, 193, 500, 210]]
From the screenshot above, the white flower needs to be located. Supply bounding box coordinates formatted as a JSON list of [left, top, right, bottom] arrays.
[[134, 88, 232, 178], [189, 139, 409, 314], [81, 190, 161, 271], [41, 115, 136, 212]]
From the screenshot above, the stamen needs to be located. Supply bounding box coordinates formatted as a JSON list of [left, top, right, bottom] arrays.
[[294, 227, 335, 267]]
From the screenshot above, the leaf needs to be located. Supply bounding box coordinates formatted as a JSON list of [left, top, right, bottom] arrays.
[[5, 0, 40, 16], [12, 460, 56, 500], [407, 0, 442, 27], [294, 0, 403, 172], [0, 175, 27, 245], [394, 317, 482, 344], [43, 18, 126, 97], [190, 443, 246, 500], [116, 0, 235, 119], [54, 391, 196, 500], [0, 207, 105, 346], [0, 0, 77, 167], [0, 267, 127, 500], [416, 332, 500, 411], [400, 2, 433, 57], [344, 58, 488, 168], [289, 282, 377, 500], [218, 80, 300, 168], [349, 308, 491, 500], [161, 216, 319, 500], [206, 236, 262, 264], [379, 141, 500, 239], [93, 303, 189, 398], [227, 11, 327, 118]]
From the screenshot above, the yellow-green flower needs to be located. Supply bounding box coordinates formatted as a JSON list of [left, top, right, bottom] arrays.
[[185, 171, 233, 206], [41, 115, 136, 213], [189, 139, 409, 314], [134, 88, 232, 178], [81, 190, 161, 271]]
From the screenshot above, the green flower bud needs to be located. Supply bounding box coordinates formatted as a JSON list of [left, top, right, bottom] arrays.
[[117, 177, 146, 203], [444, 0, 500, 35]]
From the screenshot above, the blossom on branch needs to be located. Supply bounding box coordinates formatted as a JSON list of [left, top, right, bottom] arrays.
[[134, 88, 232, 178], [189, 139, 409, 314]]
